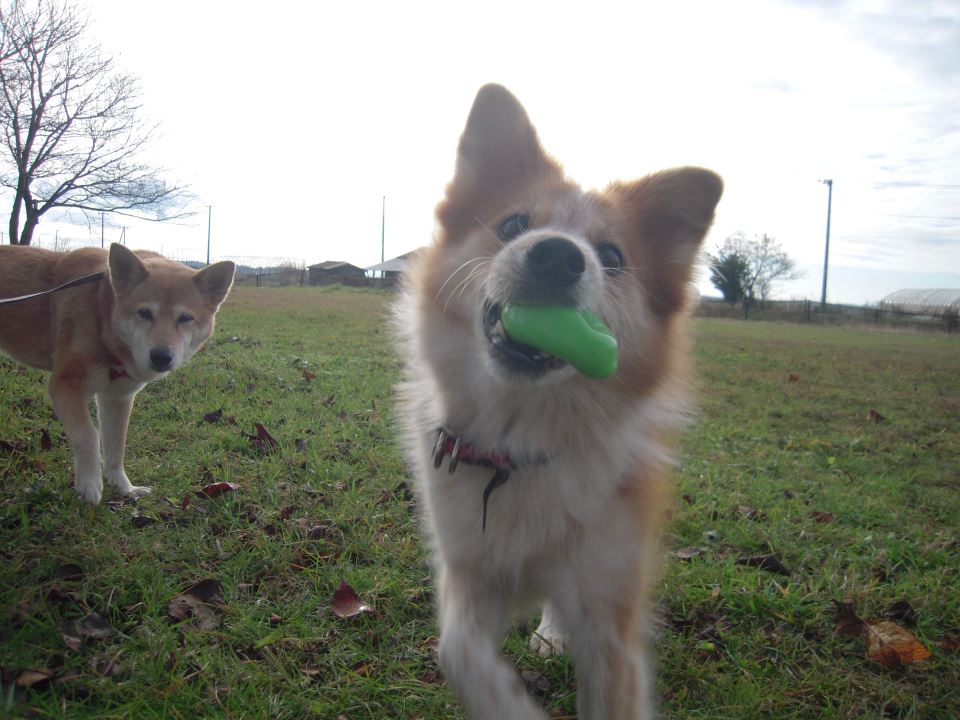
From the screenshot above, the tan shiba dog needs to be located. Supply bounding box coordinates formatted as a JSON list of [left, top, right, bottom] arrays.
[[0, 244, 234, 505], [396, 85, 722, 719]]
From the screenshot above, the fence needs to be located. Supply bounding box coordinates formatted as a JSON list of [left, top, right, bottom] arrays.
[[230, 267, 400, 289], [698, 298, 959, 333]]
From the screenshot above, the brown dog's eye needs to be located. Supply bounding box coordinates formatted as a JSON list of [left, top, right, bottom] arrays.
[[137, 308, 154, 321], [177, 313, 194, 325], [596, 243, 625, 272], [497, 213, 529, 242]]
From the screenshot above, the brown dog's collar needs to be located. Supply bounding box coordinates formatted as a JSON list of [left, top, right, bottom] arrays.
[[108, 355, 129, 381]]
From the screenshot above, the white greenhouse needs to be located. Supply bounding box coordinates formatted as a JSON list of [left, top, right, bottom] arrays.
[[879, 289, 960, 316]]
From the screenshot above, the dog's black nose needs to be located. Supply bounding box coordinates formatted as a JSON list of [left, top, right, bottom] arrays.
[[149, 347, 174, 371], [526, 237, 585, 288]]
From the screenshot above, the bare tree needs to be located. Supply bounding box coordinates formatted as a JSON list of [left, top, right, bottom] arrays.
[[0, 0, 188, 245], [710, 232, 801, 312]]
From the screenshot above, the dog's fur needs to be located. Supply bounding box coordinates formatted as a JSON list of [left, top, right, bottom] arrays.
[[0, 244, 235, 504], [396, 85, 722, 719]]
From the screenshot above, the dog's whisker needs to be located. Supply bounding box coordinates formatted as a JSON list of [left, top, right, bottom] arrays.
[[435, 256, 492, 303], [474, 217, 505, 247], [446, 263, 490, 313], [442, 261, 490, 317]]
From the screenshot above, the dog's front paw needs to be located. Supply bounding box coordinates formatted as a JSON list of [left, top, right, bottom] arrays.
[[108, 473, 151, 498], [530, 617, 565, 657], [74, 477, 103, 505]]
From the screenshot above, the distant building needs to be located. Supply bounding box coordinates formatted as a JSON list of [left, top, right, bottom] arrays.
[[307, 260, 366, 285], [365, 249, 425, 279]]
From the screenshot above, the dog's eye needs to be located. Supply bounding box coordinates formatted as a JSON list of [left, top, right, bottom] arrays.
[[177, 313, 194, 325], [137, 308, 154, 321], [596, 243, 625, 272], [497, 213, 529, 242]]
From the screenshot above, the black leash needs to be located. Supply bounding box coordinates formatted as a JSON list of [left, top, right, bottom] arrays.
[[0, 271, 105, 306]]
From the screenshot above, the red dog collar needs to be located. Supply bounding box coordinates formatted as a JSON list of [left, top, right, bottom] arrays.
[[431, 427, 548, 531]]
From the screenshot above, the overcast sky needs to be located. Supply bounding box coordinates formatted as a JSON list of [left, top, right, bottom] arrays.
[[17, 0, 960, 305]]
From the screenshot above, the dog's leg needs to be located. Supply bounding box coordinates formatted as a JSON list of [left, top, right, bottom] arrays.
[[529, 601, 565, 657], [96, 389, 151, 498], [564, 598, 653, 720], [49, 375, 103, 505], [437, 568, 547, 720]]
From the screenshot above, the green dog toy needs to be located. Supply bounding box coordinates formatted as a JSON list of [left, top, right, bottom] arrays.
[[500, 304, 618, 379]]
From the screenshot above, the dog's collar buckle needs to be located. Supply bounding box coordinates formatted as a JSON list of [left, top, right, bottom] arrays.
[[432, 427, 513, 474]]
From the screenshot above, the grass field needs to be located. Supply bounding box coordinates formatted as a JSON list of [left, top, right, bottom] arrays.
[[1, 286, 958, 719]]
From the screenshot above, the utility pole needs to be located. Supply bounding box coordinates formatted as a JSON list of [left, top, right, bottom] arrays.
[[380, 196, 386, 263], [206, 205, 212, 265], [819, 179, 833, 308], [100, 212, 105, 249]]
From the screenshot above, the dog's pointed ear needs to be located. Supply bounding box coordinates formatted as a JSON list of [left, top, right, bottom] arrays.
[[108, 243, 149, 294], [193, 261, 235, 309], [438, 85, 562, 236], [455, 84, 555, 189], [611, 167, 723, 315]]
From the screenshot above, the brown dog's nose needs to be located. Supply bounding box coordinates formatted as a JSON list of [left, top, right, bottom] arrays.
[[526, 237, 585, 289], [150, 347, 174, 371]]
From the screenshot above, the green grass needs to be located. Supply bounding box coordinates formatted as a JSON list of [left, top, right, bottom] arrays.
[[1, 288, 958, 719]]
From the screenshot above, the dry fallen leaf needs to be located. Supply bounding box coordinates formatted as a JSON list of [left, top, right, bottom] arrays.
[[735, 554, 791, 576], [833, 600, 865, 638], [675, 546, 709, 561], [16, 668, 56, 688], [738, 505, 765, 521], [169, 578, 224, 630], [883, 600, 917, 625], [53, 563, 84, 582], [199, 482, 240, 498], [788, 373, 800, 383], [0, 438, 26, 453], [302, 369, 316, 381], [867, 409, 886, 422], [60, 612, 112, 651], [833, 599, 932, 667], [131, 514, 157, 528], [331, 581, 372, 618], [864, 621, 932, 667], [810, 510, 835, 523], [40, 428, 53, 451], [247, 422, 279, 453]]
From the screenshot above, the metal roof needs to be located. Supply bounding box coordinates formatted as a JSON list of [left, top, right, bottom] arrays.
[[365, 249, 425, 273]]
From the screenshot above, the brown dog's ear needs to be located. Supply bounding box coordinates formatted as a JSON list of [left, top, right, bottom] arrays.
[[437, 84, 563, 237], [108, 243, 149, 294], [193, 261, 235, 309], [610, 167, 723, 315]]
